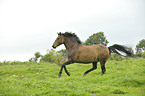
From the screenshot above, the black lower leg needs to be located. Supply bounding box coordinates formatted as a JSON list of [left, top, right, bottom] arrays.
[[101, 67, 106, 75], [58, 66, 63, 77], [58, 60, 73, 77], [100, 60, 106, 75], [83, 62, 97, 76], [101, 63, 106, 75], [64, 66, 70, 76]]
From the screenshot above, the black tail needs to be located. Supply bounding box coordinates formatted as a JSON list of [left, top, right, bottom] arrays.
[[108, 44, 132, 56]]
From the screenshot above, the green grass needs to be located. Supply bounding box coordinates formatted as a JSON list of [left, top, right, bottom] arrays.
[[0, 58, 145, 96]]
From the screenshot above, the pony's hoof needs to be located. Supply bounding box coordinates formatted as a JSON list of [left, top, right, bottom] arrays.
[[58, 74, 61, 78], [102, 73, 105, 75], [83, 73, 86, 76], [67, 73, 70, 76]]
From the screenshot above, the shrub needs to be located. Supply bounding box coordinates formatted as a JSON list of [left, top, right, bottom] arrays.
[[40, 49, 56, 63], [38, 49, 67, 65], [142, 51, 145, 58], [55, 54, 66, 66], [109, 53, 124, 61]]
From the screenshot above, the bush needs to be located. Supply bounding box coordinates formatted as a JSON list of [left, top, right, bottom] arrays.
[[55, 54, 66, 66], [142, 52, 145, 58], [37, 49, 67, 65], [29, 57, 35, 62], [0, 61, 33, 66], [40, 49, 56, 63], [109, 53, 124, 61]]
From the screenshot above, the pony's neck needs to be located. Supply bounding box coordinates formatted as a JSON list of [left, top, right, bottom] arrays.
[[64, 37, 80, 51]]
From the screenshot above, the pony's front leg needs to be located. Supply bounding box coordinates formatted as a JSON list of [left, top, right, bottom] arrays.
[[58, 66, 63, 78], [58, 60, 73, 78]]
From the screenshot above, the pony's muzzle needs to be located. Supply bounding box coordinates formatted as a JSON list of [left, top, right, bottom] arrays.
[[52, 45, 56, 49]]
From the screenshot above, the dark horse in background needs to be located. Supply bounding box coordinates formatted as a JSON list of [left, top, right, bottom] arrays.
[[52, 32, 132, 77]]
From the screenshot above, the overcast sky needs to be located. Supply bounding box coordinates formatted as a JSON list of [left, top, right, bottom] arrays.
[[0, 0, 145, 61]]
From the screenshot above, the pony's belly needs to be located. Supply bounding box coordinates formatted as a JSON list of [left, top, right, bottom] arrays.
[[76, 54, 98, 63]]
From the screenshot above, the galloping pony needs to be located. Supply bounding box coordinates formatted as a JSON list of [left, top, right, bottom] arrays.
[[52, 32, 132, 77]]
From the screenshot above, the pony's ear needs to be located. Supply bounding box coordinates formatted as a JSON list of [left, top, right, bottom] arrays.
[[57, 32, 61, 35]]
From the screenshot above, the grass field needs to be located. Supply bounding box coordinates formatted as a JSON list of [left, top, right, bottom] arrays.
[[0, 58, 145, 96]]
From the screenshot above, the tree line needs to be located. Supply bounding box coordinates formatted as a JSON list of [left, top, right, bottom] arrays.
[[29, 32, 145, 64]]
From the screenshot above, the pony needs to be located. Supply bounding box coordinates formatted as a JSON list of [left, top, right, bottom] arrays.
[[52, 32, 132, 77]]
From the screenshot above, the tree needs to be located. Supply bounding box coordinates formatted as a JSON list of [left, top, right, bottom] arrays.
[[29, 52, 41, 63], [57, 49, 67, 57], [29, 57, 35, 62], [84, 32, 109, 46], [135, 39, 145, 56], [34, 52, 41, 62], [40, 49, 56, 63]]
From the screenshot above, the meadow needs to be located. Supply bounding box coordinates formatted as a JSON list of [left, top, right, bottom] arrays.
[[0, 58, 145, 96]]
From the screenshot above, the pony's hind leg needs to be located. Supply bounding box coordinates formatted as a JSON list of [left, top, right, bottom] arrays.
[[83, 62, 97, 76], [100, 60, 106, 75]]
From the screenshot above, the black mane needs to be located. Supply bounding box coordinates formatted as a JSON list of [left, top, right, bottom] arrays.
[[58, 32, 82, 44]]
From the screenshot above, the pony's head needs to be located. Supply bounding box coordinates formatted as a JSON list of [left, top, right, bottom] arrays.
[[52, 32, 65, 49]]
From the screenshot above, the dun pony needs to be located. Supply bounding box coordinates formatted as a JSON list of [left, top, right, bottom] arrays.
[[52, 32, 132, 77]]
